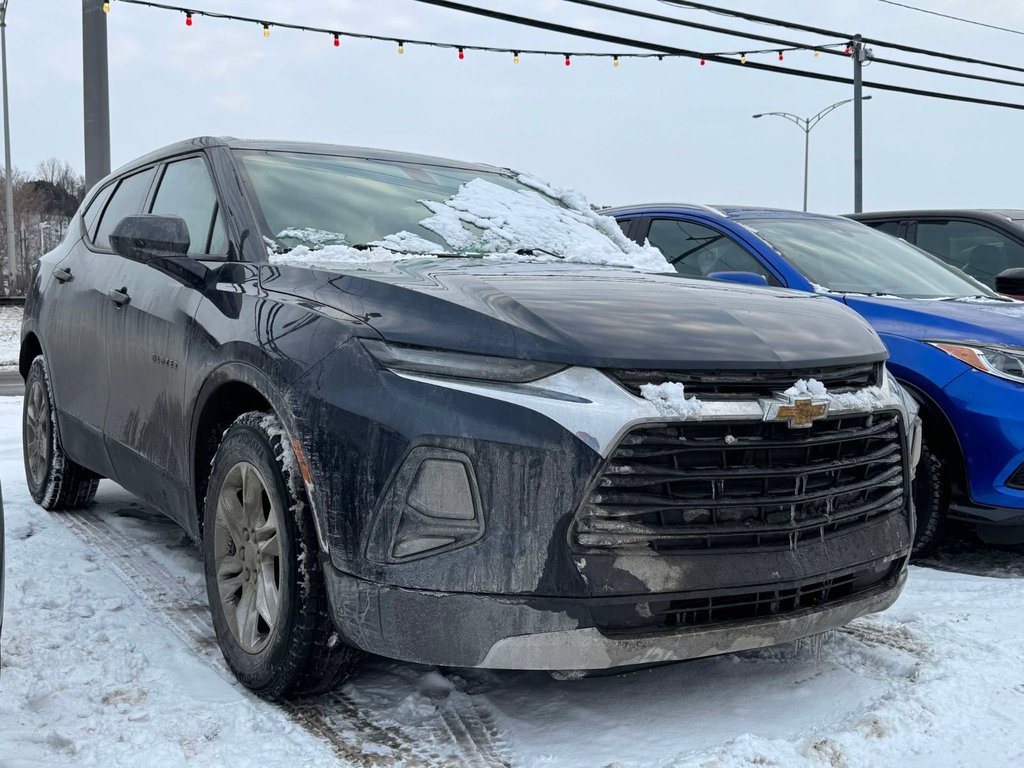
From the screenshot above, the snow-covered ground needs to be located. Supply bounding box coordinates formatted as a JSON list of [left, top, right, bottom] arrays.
[[0, 305, 21, 369], [2, 393, 1024, 767]]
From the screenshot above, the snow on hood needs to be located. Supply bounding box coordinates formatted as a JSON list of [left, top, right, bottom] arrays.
[[267, 175, 670, 272]]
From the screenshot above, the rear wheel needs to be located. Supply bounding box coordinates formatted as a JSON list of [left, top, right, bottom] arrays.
[[22, 356, 100, 510], [202, 411, 362, 699], [911, 436, 949, 558]]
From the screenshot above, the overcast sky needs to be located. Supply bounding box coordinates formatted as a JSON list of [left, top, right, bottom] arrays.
[[9, 0, 1024, 213]]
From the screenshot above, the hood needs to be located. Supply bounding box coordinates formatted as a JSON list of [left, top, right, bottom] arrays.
[[262, 259, 887, 370], [842, 295, 1024, 347]]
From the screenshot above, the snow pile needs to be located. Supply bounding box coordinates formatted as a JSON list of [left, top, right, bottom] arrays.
[[0, 303, 22, 368], [785, 376, 891, 411], [276, 228, 351, 248], [269, 175, 670, 272], [640, 382, 703, 419]]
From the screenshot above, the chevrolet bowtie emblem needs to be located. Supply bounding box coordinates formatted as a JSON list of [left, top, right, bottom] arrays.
[[762, 394, 830, 429]]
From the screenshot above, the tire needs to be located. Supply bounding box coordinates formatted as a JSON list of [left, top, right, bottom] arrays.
[[22, 356, 100, 510], [202, 411, 363, 699], [910, 436, 950, 558]]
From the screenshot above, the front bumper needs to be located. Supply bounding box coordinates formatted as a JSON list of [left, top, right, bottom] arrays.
[[942, 369, 1024, 524], [322, 558, 907, 669]]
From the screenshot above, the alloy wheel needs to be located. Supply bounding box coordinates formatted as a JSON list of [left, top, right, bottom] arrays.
[[214, 461, 284, 654], [25, 378, 51, 487]]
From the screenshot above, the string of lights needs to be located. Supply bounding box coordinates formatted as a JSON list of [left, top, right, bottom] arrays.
[[107, 0, 842, 65], [658, 0, 1024, 76], [565, 0, 1024, 90], [107, 0, 1024, 112]]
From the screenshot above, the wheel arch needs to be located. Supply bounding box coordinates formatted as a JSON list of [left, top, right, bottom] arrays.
[[19, 331, 43, 381], [898, 378, 967, 493], [190, 363, 300, 540]]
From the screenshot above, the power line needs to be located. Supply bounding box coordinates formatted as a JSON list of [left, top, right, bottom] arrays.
[[659, 0, 1024, 76], [564, 0, 1024, 90], [110, 0, 826, 63], [410, 0, 1024, 111], [876, 0, 1024, 37]]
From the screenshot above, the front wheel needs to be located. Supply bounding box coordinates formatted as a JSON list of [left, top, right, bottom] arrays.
[[202, 411, 362, 699], [911, 437, 950, 558], [22, 356, 99, 510]]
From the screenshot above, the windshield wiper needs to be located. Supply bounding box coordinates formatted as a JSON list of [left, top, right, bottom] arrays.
[[516, 247, 563, 259], [939, 294, 1008, 302]]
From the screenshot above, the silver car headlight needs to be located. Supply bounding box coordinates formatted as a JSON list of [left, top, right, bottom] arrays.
[[885, 368, 922, 472]]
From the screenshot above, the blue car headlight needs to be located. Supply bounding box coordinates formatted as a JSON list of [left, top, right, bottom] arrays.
[[928, 341, 1024, 385]]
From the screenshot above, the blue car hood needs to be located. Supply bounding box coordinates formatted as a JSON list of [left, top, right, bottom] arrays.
[[843, 295, 1024, 346]]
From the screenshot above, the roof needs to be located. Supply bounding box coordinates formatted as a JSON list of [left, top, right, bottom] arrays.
[[603, 202, 844, 222], [850, 209, 1024, 224], [107, 136, 510, 180]]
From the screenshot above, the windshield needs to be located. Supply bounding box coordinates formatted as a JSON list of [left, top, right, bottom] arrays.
[[744, 216, 1000, 299], [234, 150, 667, 271]]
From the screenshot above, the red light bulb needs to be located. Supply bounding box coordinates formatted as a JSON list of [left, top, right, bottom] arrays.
[[699, 57, 706, 66], [778, 51, 784, 61], [333, 34, 340, 47], [185, 12, 192, 26], [458, 48, 465, 60]]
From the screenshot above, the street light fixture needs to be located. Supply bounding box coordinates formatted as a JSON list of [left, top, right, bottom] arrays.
[[752, 95, 873, 212], [0, 0, 15, 293]]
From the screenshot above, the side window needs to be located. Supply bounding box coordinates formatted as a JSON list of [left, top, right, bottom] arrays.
[[93, 168, 157, 251], [82, 182, 115, 241], [647, 219, 774, 282], [916, 220, 1024, 288], [868, 220, 900, 237], [150, 157, 228, 256], [616, 217, 633, 238]]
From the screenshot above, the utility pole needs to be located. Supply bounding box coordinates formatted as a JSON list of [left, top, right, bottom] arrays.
[[0, 1, 16, 292], [853, 34, 865, 213], [753, 97, 871, 212], [83, 0, 110, 190]]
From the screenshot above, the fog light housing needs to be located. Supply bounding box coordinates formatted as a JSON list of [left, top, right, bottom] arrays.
[[1006, 462, 1024, 491], [367, 448, 484, 563]]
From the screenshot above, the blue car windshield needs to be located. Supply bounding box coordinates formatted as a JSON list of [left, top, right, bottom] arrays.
[[744, 216, 1000, 299]]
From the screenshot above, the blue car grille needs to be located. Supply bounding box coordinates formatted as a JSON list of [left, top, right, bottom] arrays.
[[574, 411, 908, 553]]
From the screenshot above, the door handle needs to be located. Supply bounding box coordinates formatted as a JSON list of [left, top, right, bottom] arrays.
[[108, 287, 131, 307], [52, 267, 73, 284]]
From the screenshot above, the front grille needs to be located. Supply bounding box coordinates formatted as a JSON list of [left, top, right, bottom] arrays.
[[591, 563, 898, 635], [606, 362, 882, 400], [573, 412, 907, 553]]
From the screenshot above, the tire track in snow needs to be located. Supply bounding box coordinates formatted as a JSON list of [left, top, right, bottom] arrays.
[[57, 506, 513, 768]]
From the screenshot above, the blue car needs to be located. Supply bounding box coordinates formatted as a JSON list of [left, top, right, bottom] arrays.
[[608, 204, 1024, 554]]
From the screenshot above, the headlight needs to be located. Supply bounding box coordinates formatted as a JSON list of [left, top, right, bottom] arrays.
[[362, 339, 567, 383], [928, 341, 1024, 384]]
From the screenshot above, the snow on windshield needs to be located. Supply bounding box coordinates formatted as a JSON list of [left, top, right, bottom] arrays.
[[268, 175, 670, 272]]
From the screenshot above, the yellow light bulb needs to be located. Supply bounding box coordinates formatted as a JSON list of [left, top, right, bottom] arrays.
[[103, 1, 110, 12], [814, 49, 821, 58], [263, 24, 270, 38], [613, 56, 620, 67], [398, 42, 405, 54], [513, 52, 519, 64], [740, 53, 747, 64]]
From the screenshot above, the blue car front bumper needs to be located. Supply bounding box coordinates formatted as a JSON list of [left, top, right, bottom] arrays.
[[941, 369, 1024, 527]]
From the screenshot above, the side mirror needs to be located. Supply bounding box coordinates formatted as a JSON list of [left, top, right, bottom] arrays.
[[707, 270, 770, 287], [995, 268, 1024, 299], [109, 214, 209, 288]]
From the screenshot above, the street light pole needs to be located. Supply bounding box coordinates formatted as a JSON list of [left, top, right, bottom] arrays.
[[0, 1, 16, 293], [752, 95, 872, 212]]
